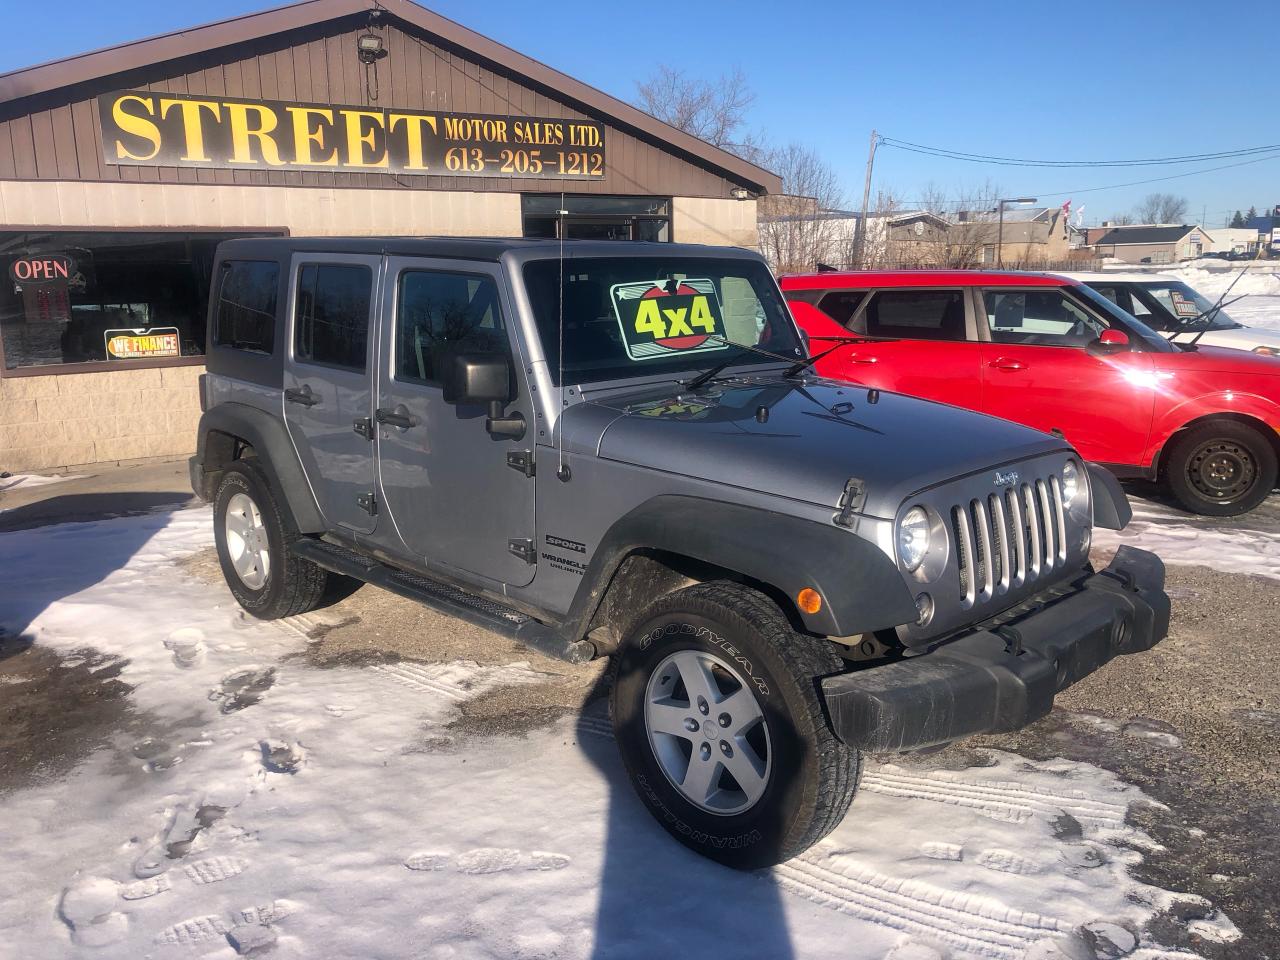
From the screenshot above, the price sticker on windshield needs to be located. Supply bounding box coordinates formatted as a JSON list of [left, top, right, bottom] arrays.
[[1170, 291, 1200, 318], [609, 279, 729, 361]]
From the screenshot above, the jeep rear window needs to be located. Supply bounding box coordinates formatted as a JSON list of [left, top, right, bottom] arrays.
[[214, 260, 279, 354], [522, 257, 801, 386]]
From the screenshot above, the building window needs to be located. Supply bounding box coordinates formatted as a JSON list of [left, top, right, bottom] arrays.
[[294, 264, 372, 372], [982, 244, 997, 265], [0, 230, 274, 373], [522, 195, 671, 242]]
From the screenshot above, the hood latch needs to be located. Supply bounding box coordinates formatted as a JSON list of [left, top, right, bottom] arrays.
[[833, 477, 866, 528]]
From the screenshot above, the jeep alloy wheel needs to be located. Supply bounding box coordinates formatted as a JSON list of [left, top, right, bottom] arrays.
[[212, 461, 337, 620], [223, 492, 270, 589], [644, 649, 772, 815], [612, 581, 860, 869]]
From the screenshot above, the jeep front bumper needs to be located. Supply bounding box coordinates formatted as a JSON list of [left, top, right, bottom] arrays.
[[821, 545, 1169, 753]]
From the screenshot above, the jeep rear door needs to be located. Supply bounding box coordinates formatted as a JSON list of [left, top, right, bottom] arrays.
[[977, 286, 1155, 466], [808, 287, 984, 408], [283, 254, 380, 535], [374, 258, 536, 588]]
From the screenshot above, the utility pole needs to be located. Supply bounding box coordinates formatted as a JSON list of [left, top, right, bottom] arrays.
[[852, 129, 878, 269]]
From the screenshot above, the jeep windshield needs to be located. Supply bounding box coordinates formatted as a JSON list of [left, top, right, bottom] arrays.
[[522, 257, 804, 386]]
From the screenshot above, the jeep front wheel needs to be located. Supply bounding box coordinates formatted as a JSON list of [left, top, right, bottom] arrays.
[[610, 582, 859, 869], [213, 461, 337, 620]]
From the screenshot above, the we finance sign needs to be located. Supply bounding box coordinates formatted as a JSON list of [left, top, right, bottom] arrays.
[[97, 90, 606, 180]]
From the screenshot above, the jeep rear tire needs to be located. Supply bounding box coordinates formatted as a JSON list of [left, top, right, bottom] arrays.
[[212, 460, 344, 619], [610, 581, 859, 869], [1165, 420, 1277, 516]]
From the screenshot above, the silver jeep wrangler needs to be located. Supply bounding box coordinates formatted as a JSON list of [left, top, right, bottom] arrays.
[[191, 237, 1169, 868]]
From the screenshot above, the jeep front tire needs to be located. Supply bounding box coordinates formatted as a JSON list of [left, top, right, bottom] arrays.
[[610, 581, 859, 869], [212, 460, 338, 620]]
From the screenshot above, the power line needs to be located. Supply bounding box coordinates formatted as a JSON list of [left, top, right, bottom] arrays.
[[879, 136, 1280, 168]]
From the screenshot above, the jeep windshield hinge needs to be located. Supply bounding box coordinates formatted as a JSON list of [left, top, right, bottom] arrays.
[[353, 417, 374, 441], [508, 538, 536, 564], [506, 450, 536, 478], [357, 492, 378, 516]]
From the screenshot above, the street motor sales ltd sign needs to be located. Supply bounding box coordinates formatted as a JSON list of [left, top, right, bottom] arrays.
[[97, 90, 606, 180]]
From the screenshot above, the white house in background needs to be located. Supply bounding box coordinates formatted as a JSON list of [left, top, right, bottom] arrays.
[[1208, 228, 1260, 255]]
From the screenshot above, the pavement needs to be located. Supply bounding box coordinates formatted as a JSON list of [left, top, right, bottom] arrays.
[[2, 460, 1277, 957]]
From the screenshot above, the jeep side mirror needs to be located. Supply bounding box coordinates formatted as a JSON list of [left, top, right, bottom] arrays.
[[1087, 329, 1130, 357], [442, 352, 525, 440]]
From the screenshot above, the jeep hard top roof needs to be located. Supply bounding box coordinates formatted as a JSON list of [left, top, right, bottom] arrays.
[[779, 270, 1075, 291], [215, 236, 763, 264]]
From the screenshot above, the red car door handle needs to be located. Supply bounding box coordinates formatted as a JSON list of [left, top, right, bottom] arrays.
[[988, 358, 1027, 371], [847, 355, 878, 364]]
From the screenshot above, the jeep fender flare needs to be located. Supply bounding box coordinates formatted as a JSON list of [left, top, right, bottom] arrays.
[[565, 495, 918, 640], [193, 403, 324, 534]]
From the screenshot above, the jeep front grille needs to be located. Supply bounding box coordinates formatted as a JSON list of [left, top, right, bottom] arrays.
[[951, 475, 1068, 609]]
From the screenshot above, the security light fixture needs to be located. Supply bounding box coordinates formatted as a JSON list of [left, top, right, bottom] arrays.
[[357, 32, 387, 64], [730, 187, 752, 201]]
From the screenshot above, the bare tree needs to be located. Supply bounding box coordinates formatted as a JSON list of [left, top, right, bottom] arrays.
[[1134, 193, 1189, 224], [756, 142, 848, 274], [635, 66, 760, 156], [911, 181, 1005, 268]]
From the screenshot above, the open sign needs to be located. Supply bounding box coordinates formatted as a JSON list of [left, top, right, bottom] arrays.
[[9, 254, 75, 284]]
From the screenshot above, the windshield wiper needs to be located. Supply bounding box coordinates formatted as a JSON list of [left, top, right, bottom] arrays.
[[682, 348, 754, 392], [783, 335, 869, 378], [1178, 294, 1246, 344]]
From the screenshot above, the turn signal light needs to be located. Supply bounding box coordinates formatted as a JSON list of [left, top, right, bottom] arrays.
[[797, 588, 823, 615]]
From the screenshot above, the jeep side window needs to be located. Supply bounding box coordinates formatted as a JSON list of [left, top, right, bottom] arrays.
[[395, 270, 507, 385], [862, 290, 966, 341], [816, 291, 867, 327], [294, 263, 372, 371], [984, 290, 1106, 346], [214, 260, 279, 353]]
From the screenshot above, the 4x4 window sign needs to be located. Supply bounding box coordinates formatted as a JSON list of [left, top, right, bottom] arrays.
[[609, 279, 728, 361]]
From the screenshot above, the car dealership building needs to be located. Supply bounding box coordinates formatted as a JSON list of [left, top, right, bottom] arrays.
[[0, 0, 779, 473]]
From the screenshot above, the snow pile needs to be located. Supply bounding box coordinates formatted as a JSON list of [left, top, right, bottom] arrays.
[[0, 472, 77, 493], [0, 509, 1240, 958], [1095, 496, 1280, 581], [1158, 264, 1280, 300]]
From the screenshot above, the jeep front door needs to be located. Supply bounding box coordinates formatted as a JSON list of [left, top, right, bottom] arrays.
[[375, 258, 536, 587], [283, 255, 380, 535]]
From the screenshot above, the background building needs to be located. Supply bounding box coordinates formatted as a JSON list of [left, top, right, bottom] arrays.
[[1093, 224, 1211, 264], [0, 0, 779, 473]]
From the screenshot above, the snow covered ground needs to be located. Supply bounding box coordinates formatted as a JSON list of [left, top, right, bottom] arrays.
[[1093, 493, 1280, 581], [0, 508, 1242, 959]]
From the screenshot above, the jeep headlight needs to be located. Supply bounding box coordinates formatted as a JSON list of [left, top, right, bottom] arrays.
[[1061, 459, 1082, 505], [897, 506, 932, 572]]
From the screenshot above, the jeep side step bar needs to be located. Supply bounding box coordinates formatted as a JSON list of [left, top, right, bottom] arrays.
[[290, 538, 595, 665]]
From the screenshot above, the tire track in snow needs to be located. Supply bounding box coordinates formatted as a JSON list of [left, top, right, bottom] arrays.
[[775, 853, 1068, 958], [859, 767, 1129, 828]]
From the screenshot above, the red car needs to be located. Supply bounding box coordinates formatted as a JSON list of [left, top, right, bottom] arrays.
[[780, 270, 1280, 515]]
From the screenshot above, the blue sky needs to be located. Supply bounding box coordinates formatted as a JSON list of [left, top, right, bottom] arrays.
[[3, 0, 1276, 227]]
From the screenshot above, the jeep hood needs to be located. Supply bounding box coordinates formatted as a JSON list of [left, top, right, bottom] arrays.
[[574, 376, 1068, 519]]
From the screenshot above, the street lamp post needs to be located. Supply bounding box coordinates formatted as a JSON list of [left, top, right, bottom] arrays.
[[996, 197, 1037, 268]]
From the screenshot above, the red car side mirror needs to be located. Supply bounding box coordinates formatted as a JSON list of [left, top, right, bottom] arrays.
[[1088, 328, 1131, 357]]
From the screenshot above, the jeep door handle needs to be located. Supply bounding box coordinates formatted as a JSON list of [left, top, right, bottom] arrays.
[[375, 407, 416, 429], [987, 358, 1027, 372], [284, 385, 319, 406]]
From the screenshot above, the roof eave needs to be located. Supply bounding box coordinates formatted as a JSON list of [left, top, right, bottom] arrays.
[[0, 0, 782, 194]]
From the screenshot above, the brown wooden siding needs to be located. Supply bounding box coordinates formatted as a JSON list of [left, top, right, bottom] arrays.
[[0, 15, 739, 199]]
